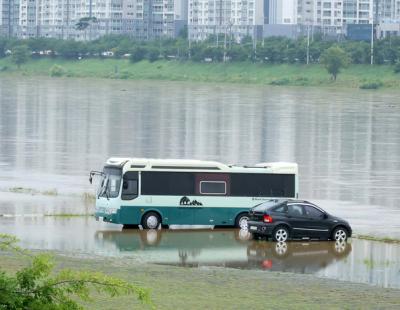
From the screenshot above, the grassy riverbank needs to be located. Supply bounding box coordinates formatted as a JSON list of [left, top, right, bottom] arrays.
[[1, 250, 400, 310], [1, 57, 399, 89]]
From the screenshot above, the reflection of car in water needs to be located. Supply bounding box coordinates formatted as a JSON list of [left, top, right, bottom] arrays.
[[246, 240, 352, 273]]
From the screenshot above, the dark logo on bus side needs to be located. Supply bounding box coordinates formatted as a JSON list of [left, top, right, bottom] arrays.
[[180, 196, 203, 206]]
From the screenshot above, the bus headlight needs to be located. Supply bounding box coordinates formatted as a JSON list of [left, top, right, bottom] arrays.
[[105, 208, 118, 215]]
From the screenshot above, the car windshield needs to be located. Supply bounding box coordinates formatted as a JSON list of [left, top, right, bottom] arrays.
[[98, 167, 122, 198]]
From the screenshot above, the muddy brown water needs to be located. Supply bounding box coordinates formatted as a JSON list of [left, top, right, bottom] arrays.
[[1, 77, 399, 237], [0, 77, 400, 288], [0, 210, 399, 289]]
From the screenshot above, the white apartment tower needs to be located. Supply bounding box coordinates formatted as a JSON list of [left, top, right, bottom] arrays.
[[268, 0, 298, 24], [188, 0, 264, 41], [297, 0, 374, 34], [1, 0, 187, 40]]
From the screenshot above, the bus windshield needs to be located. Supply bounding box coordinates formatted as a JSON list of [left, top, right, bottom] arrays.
[[98, 167, 122, 198]]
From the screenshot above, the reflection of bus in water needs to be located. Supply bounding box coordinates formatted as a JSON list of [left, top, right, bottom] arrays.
[[90, 158, 298, 229], [94, 229, 252, 267], [94, 229, 351, 272]]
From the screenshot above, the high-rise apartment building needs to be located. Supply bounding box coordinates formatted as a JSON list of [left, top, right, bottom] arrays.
[[297, 0, 373, 34], [188, 0, 264, 42], [1, 0, 187, 40], [1, 0, 19, 37], [1, 0, 399, 40]]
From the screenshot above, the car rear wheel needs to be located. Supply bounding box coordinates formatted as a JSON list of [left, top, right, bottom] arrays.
[[332, 227, 348, 241], [273, 226, 289, 242]]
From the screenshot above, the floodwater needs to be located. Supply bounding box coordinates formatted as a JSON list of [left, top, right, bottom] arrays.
[[1, 76, 400, 288], [1, 76, 400, 237], [0, 212, 399, 289]]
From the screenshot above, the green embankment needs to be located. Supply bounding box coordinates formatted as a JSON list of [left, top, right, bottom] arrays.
[[0, 57, 399, 88], [1, 252, 400, 309]]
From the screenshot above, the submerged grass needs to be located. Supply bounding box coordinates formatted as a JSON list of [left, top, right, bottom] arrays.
[[44, 213, 93, 217], [8, 187, 58, 196], [355, 234, 400, 244], [8, 187, 39, 195], [82, 192, 96, 202], [0, 57, 399, 89]]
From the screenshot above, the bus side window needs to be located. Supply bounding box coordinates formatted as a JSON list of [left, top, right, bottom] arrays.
[[122, 172, 138, 200]]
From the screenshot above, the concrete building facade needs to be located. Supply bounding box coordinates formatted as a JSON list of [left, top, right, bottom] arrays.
[[1, 0, 400, 40], [0, 0, 187, 40], [188, 0, 264, 42]]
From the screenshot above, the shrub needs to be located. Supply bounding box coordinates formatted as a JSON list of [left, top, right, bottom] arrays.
[[269, 78, 290, 85], [359, 81, 383, 89], [49, 64, 66, 77], [130, 46, 146, 63], [146, 47, 160, 62], [394, 62, 400, 74], [0, 234, 152, 309]]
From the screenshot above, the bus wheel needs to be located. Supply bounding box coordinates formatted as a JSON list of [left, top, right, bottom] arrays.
[[142, 212, 161, 229], [235, 213, 250, 229]]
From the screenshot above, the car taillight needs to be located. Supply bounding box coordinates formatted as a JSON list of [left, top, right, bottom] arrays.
[[262, 260, 273, 269], [263, 214, 273, 223]]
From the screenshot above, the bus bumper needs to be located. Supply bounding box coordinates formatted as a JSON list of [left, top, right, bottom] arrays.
[[95, 212, 118, 223]]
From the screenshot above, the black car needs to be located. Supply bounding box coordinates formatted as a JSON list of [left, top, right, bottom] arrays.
[[247, 199, 352, 242]]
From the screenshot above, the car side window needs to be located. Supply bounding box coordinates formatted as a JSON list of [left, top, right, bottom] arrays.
[[287, 204, 304, 217], [304, 206, 324, 219], [272, 204, 288, 213]]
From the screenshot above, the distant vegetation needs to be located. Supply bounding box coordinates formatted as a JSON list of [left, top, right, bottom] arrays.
[[0, 35, 399, 88], [1, 34, 399, 66]]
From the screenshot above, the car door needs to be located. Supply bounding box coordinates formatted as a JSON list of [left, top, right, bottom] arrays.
[[302, 205, 330, 239], [286, 204, 308, 238]]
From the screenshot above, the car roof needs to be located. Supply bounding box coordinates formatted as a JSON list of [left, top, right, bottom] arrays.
[[261, 199, 312, 205], [253, 199, 321, 211]]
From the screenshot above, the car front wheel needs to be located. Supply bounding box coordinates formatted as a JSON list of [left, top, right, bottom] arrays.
[[273, 226, 289, 242], [332, 227, 348, 242]]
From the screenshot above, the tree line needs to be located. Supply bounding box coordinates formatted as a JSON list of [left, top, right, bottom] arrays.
[[1, 34, 400, 66]]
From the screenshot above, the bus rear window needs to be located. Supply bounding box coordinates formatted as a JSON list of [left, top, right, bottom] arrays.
[[230, 173, 295, 197]]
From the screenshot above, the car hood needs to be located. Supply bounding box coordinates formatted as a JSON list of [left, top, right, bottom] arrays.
[[329, 215, 350, 226]]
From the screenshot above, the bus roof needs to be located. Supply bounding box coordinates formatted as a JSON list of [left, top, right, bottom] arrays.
[[105, 158, 298, 174]]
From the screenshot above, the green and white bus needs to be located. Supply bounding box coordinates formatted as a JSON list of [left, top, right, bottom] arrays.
[[90, 158, 298, 229]]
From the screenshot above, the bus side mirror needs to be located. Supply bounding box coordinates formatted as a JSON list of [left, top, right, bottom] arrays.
[[89, 175, 93, 184]]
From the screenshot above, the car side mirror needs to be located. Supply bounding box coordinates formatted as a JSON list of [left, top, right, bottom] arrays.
[[323, 213, 328, 219]]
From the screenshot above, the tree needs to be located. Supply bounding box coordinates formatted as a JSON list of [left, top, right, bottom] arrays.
[[0, 234, 152, 309], [146, 47, 160, 62], [130, 46, 147, 63], [0, 37, 8, 58], [320, 46, 349, 80], [75, 17, 98, 31], [11, 45, 29, 68], [55, 40, 85, 59], [76, 17, 98, 41]]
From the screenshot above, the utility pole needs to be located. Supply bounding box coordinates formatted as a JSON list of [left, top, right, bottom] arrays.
[[188, 26, 191, 59], [223, 25, 227, 62], [370, 19, 374, 65], [89, 0, 93, 40], [306, 24, 310, 65]]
